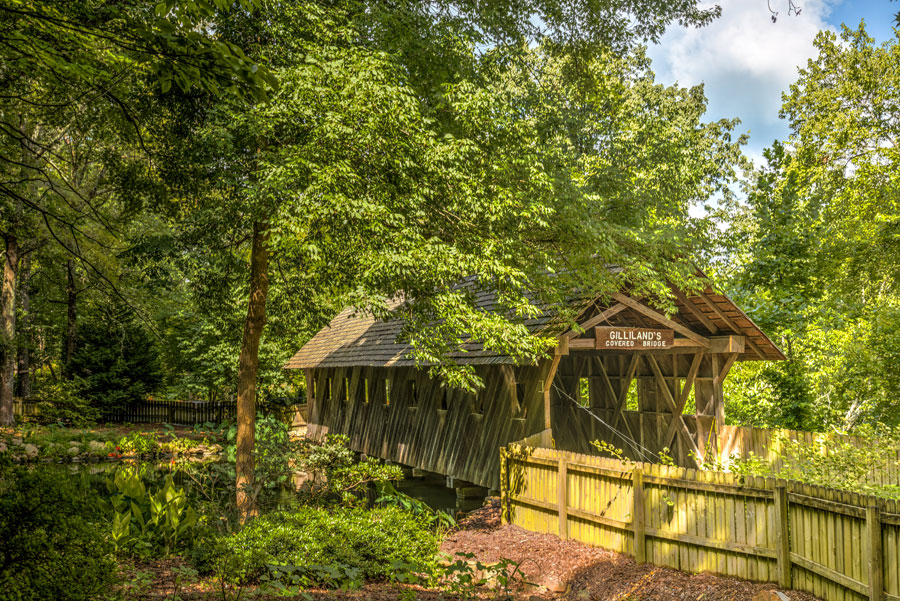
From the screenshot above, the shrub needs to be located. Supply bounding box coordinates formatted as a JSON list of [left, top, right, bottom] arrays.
[[219, 506, 440, 584], [301, 434, 402, 505], [31, 379, 99, 427], [0, 466, 116, 601]]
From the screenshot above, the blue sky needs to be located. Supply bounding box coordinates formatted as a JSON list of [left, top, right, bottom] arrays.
[[647, 0, 897, 164]]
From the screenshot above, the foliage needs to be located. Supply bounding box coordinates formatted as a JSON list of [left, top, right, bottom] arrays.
[[115, 431, 160, 455], [0, 465, 116, 601], [727, 429, 900, 500], [67, 312, 164, 411], [31, 379, 99, 427], [224, 414, 303, 497], [300, 434, 402, 505], [716, 26, 900, 432], [436, 553, 533, 600], [105, 466, 199, 558], [376, 481, 456, 532], [215, 505, 441, 584]]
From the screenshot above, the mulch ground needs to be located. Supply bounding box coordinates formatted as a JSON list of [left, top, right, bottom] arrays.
[[126, 498, 823, 600], [441, 498, 822, 601]]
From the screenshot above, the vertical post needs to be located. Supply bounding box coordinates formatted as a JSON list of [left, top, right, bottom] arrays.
[[632, 467, 646, 564], [868, 503, 883, 601], [773, 485, 792, 588], [558, 454, 568, 540], [499, 448, 509, 525]]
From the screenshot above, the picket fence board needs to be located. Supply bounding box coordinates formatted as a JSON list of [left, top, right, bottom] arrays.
[[502, 443, 898, 601]]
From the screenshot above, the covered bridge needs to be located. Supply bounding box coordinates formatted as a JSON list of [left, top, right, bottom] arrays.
[[284, 283, 784, 490]]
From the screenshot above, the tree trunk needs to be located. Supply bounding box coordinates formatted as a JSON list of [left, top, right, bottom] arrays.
[[16, 253, 31, 398], [236, 222, 269, 521], [0, 233, 18, 426], [63, 259, 77, 378]]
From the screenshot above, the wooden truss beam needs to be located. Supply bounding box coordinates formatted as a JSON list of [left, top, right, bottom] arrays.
[[663, 353, 703, 449], [696, 291, 766, 358], [670, 286, 719, 334], [612, 293, 710, 348], [543, 355, 562, 430], [563, 303, 627, 339], [645, 354, 702, 467]]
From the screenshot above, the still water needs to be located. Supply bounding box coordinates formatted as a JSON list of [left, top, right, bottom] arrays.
[[54, 459, 486, 519]]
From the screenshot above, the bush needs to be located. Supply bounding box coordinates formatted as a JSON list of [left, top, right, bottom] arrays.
[[0, 466, 116, 601], [219, 506, 440, 584], [31, 379, 99, 427]]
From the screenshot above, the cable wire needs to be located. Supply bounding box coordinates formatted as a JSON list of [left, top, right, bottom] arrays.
[[550, 381, 663, 463]]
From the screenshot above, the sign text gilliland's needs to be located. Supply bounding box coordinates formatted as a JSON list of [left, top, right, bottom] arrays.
[[595, 327, 675, 349]]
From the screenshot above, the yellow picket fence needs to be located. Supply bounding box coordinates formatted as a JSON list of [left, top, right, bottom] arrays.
[[500, 444, 900, 601]]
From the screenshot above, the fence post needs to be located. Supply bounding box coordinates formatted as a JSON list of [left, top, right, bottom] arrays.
[[499, 448, 509, 525], [632, 467, 645, 564], [558, 454, 568, 540], [867, 503, 883, 601], [774, 485, 792, 588]]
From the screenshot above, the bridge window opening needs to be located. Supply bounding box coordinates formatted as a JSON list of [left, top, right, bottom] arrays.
[[384, 379, 391, 406], [682, 384, 696, 414], [439, 388, 449, 411], [344, 377, 351, 402], [325, 378, 333, 401], [472, 392, 484, 414], [363, 379, 370, 403], [407, 380, 417, 406], [578, 378, 590, 407], [625, 379, 638, 410]]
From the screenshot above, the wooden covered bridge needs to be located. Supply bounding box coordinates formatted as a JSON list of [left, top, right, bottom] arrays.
[[284, 283, 784, 490]]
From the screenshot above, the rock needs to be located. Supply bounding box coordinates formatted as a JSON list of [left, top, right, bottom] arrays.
[[23, 443, 39, 458], [11, 437, 23, 446], [0, 442, 7, 453], [88, 440, 107, 453], [205, 443, 222, 453], [68, 446, 80, 456], [69, 440, 80, 446], [541, 576, 568, 594], [753, 591, 790, 601]]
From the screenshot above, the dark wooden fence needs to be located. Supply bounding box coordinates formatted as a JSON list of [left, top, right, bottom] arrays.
[[14, 397, 306, 426], [100, 400, 237, 425]]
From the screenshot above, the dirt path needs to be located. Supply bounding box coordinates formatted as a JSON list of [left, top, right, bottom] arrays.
[[442, 499, 821, 601]]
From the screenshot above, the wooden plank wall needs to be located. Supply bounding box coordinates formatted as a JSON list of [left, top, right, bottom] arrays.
[[501, 444, 900, 601], [306, 362, 551, 490], [550, 352, 719, 469]]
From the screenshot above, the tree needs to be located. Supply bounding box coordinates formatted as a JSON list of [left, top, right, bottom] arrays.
[[720, 25, 900, 430], [155, 1, 745, 518], [0, 0, 276, 424]]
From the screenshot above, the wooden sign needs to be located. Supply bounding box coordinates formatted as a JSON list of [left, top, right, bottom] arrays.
[[595, 327, 675, 350]]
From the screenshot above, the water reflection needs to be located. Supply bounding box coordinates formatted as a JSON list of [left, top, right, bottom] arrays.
[[54, 460, 487, 520]]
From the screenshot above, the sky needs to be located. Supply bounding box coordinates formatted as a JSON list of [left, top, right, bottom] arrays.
[[647, 0, 897, 165]]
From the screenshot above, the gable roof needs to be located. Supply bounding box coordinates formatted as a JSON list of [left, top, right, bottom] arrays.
[[284, 283, 784, 369]]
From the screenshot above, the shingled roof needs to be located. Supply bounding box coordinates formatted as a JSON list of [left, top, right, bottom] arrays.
[[284, 283, 784, 369]]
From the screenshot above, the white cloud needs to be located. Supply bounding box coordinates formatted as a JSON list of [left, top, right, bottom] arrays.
[[647, 0, 839, 159]]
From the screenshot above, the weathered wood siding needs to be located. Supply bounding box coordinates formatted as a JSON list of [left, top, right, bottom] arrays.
[[306, 362, 551, 489], [549, 352, 721, 467], [501, 444, 900, 601]]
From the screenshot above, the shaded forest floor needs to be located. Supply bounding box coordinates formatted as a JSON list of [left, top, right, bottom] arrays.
[[126, 498, 821, 601]]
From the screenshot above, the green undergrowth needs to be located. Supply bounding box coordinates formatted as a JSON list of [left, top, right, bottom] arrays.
[[210, 506, 441, 585]]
